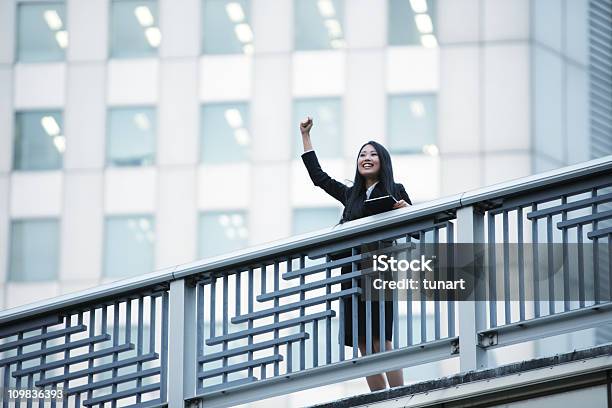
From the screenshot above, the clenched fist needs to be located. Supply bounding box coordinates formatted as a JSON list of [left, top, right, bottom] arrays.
[[300, 116, 313, 135]]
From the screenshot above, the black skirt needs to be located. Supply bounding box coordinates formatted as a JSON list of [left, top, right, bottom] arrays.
[[340, 264, 394, 348], [337, 241, 395, 348]]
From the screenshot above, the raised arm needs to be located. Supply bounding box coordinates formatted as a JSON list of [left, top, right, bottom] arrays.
[[300, 117, 349, 205]]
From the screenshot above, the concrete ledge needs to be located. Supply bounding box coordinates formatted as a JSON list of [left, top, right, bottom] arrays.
[[310, 344, 612, 408]]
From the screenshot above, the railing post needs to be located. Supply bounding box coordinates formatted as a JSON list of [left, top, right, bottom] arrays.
[[168, 278, 197, 406], [457, 206, 487, 372]]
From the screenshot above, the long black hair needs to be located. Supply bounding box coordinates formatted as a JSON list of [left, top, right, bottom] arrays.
[[340, 141, 400, 223]]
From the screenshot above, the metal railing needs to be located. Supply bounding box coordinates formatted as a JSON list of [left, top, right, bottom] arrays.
[[0, 155, 611, 408]]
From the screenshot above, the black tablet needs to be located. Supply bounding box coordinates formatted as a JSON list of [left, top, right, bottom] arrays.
[[364, 195, 398, 213]]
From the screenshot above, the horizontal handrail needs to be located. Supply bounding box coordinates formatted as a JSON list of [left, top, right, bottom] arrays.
[[1, 154, 610, 326], [459, 154, 612, 206]]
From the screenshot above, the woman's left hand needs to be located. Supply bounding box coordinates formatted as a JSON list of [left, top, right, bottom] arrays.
[[393, 200, 409, 209]]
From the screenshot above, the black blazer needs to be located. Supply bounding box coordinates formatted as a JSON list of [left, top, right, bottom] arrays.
[[301, 150, 412, 223]]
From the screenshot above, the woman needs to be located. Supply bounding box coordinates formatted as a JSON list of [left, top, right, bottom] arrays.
[[299, 116, 411, 391]]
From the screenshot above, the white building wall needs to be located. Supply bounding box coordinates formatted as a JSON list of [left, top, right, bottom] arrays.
[[64, 64, 107, 169]]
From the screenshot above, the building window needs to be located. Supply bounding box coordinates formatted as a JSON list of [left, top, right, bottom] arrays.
[[388, 0, 438, 47], [200, 103, 250, 164], [199, 211, 248, 258], [294, 0, 345, 50], [388, 94, 437, 155], [9, 219, 59, 282], [202, 0, 253, 55], [103, 216, 155, 278], [107, 107, 156, 167], [293, 208, 341, 235], [110, 0, 160, 58], [17, 2, 67, 62], [13, 111, 64, 171], [293, 98, 342, 158]]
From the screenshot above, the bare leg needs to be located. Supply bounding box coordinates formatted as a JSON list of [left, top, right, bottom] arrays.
[[357, 338, 387, 391], [384, 340, 404, 387]]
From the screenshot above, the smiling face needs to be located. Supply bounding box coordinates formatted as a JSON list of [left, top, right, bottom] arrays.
[[357, 144, 380, 179]]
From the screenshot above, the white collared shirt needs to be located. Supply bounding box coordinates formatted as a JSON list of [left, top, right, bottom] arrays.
[[366, 181, 379, 199]]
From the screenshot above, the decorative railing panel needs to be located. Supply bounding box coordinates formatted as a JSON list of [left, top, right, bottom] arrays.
[[0, 290, 168, 407], [479, 176, 612, 332]]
